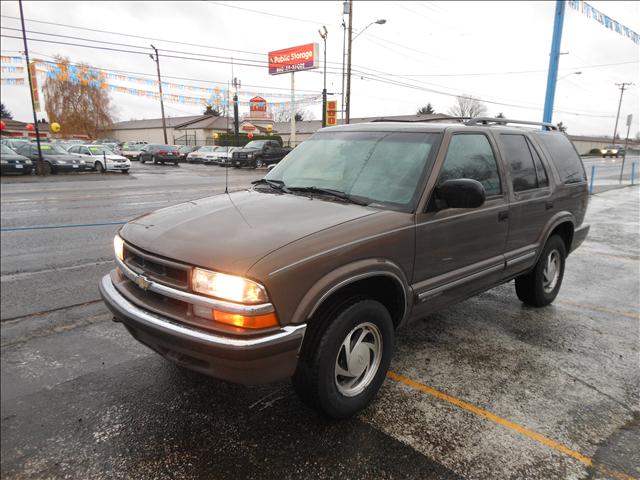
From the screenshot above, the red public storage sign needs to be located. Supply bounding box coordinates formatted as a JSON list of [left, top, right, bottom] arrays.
[[268, 43, 319, 75]]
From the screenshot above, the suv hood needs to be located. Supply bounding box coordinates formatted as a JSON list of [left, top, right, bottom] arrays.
[[119, 189, 379, 275]]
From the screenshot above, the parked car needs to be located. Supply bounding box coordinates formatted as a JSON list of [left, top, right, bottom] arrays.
[[600, 145, 624, 158], [231, 140, 291, 168], [139, 144, 180, 165], [67, 144, 131, 173], [0, 144, 33, 175], [212, 146, 240, 166], [100, 118, 589, 419], [16, 143, 86, 174], [185, 145, 219, 164], [121, 142, 147, 161], [1, 138, 30, 151], [177, 145, 201, 162]]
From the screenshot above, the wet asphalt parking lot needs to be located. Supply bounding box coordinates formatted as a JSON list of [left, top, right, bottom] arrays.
[[1, 159, 639, 480]]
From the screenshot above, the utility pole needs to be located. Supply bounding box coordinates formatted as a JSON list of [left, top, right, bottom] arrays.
[[341, 17, 346, 123], [233, 77, 240, 147], [319, 26, 328, 128], [542, 0, 566, 124], [18, 0, 44, 175], [345, 0, 353, 124], [149, 45, 168, 144], [612, 82, 633, 145]]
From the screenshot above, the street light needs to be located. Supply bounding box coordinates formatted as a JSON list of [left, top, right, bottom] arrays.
[[344, 4, 386, 124], [558, 71, 582, 81], [319, 26, 328, 127], [353, 19, 386, 41]]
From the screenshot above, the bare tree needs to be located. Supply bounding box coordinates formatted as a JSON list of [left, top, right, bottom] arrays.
[[271, 106, 314, 122], [447, 95, 487, 118], [43, 56, 114, 137]]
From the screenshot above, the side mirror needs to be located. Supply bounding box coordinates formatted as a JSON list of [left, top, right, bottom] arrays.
[[435, 179, 486, 209]]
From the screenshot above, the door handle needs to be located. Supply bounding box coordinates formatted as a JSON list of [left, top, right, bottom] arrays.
[[545, 201, 554, 210], [498, 211, 509, 222]]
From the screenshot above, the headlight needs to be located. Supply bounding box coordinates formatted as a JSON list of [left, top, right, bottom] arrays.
[[0, 160, 8, 164], [113, 235, 124, 261], [247, 153, 254, 158], [24, 159, 32, 164], [192, 267, 268, 304], [611, 149, 618, 154], [600, 149, 607, 154]]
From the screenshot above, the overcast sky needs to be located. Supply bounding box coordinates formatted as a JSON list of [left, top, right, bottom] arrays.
[[1, 1, 638, 137]]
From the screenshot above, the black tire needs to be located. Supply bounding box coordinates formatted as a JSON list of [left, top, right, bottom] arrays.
[[292, 297, 394, 419], [173, 161, 178, 166], [256, 158, 264, 168], [121, 169, 129, 174], [515, 235, 566, 307], [43, 162, 52, 175], [140, 156, 145, 164], [153, 155, 159, 165], [95, 161, 105, 173]]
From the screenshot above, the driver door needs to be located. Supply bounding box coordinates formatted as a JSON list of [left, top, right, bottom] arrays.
[[411, 132, 509, 316]]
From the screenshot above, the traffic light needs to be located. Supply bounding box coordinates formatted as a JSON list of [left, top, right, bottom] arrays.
[[326, 100, 338, 126]]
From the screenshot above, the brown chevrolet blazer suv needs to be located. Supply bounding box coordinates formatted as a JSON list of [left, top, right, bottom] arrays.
[[100, 117, 590, 418]]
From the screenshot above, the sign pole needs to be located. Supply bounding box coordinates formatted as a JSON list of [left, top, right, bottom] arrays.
[[542, 0, 565, 124], [290, 72, 296, 147], [619, 114, 633, 183], [19, 0, 44, 175]]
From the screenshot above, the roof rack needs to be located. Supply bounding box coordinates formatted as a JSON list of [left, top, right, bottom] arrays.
[[370, 116, 470, 123], [465, 117, 558, 131]]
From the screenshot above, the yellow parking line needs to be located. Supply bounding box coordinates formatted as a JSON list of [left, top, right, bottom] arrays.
[[387, 371, 634, 480], [557, 299, 639, 320]]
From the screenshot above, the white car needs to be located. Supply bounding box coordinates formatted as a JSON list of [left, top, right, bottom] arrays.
[[212, 146, 240, 165], [67, 144, 131, 173], [186, 145, 222, 164], [121, 142, 146, 160]]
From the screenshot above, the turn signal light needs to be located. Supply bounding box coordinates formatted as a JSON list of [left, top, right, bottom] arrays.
[[212, 310, 279, 329]]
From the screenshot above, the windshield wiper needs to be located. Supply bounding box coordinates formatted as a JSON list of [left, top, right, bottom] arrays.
[[251, 178, 290, 192], [287, 186, 370, 206]]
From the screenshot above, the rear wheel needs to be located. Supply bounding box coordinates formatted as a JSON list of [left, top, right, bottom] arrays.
[[515, 235, 566, 307], [292, 297, 394, 419]]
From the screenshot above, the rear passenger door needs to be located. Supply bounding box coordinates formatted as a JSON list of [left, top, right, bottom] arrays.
[[497, 133, 553, 274], [412, 132, 509, 314]]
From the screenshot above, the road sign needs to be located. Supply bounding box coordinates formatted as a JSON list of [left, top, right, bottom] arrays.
[[326, 100, 338, 126], [627, 114, 633, 126], [268, 44, 319, 75]]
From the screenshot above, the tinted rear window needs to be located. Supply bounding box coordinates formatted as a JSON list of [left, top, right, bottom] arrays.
[[535, 133, 585, 184]]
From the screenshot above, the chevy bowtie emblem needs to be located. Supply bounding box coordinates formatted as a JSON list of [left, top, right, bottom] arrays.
[[135, 275, 151, 291]]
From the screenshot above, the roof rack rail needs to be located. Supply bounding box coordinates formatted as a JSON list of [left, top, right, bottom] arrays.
[[465, 117, 558, 131], [370, 116, 470, 123]]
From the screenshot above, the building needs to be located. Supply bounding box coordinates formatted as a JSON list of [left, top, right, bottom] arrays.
[[105, 113, 639, 153], [0, 119, 51, 140]]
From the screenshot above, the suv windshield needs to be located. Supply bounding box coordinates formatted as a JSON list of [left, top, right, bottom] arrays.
[[244, 141, 266, 149], [265, 131, 441, 209]]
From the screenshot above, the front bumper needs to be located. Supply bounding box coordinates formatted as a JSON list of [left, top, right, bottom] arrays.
[[54, 163, 83, 172], [99, 272, 306, 385], [1, 163, 33, 174]]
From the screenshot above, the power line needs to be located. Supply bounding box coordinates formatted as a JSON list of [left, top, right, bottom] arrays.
[[0, 14, 265, 58], [204, 1, 337, 27]]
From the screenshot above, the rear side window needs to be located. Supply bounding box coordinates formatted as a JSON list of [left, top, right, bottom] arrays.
[[439, 134, 502, 196], [527, 138, 548, 188], [536, 133, 586, 184], [500, 134, 537, 192]]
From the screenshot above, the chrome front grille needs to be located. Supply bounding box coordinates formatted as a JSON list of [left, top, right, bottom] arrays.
[[123, 243, 190, 290]]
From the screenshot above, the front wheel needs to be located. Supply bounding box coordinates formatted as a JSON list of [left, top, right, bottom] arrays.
[[43, 162, 52, 175], [292, 298, 394, 419], [256, 158, 264, 168], [153, 155, 159, 165], [95, 162, 105, 173], [515, 235, 566, 307], [121, 169, 129, 174]]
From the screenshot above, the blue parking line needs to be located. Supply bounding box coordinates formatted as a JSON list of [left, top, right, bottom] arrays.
[[1, 221, 127, 232]]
